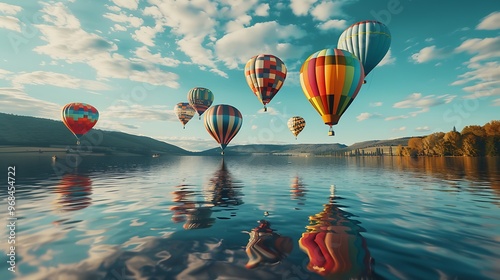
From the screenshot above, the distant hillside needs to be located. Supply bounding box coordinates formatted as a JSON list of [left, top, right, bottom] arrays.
[[0, 113, 192, 156], [200, 143, 348, 155], [342, 137, 414, 151], [0, 112, 415, 157]]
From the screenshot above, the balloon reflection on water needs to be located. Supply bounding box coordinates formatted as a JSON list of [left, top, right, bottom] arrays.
[[170, 184, 215, 230], [53, 174, 92, 212], [204, 159, 243, 208], [170, 160, 243, 230], [290, 176, 307, 206], [244, 220, 293, 269], [299, 185, 373, 279]]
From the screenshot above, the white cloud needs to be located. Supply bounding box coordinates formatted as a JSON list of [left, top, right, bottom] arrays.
[[11, 71, 112, 91], [112, 23, 127, 32], [34, 3, 180, 88], [145, 0, 223, 74], [393, 126, 406, 132], [394, 93, 456, 110], [102, 101, 177, 122], [103, 12, 143, 28], [317, 19, 347, 31], [385, 115, 408, 121], [0, 68, 12, 79], [290, 0, 316, 16], [0, 16, 21, 32], [356, 112, 382, 122], [218, 0, 259, 18], [425, 38, 434, 42], [455, 37, 500, 63], [411, 45, 449, 63], [0, 3, 22, 15], [225, 15, 252, 32], [34, 3, 117, 63], [215, 21, 309, 69], [0, 88, 60, 119], [311, 1, 344, 21], [452, 61, 500, 98], [87, 53, 180, 88], [132, 24, 164, 46], [251, 125, 258, 130], [255, 3, 270, 17], [111, 0, 139, 10], [106, 5, 121, 12], [493, 98, 500, 106], [178, 36, 218, 69], [148, 0, 217, 36], [476, 11, 500, 30], [415, 126, 430, 132], [370, 102, 383, 107], [132, 46, 180, 67], [378, 49, 396, 66]]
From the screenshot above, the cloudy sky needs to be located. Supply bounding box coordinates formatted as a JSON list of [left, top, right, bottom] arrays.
[[0, 0, 498, 151]]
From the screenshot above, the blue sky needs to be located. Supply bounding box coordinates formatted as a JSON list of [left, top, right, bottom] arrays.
[[0, 0, 498, 151]]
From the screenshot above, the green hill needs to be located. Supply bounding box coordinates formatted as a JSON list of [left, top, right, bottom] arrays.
[[200, 143, 348, 155], [0, 112, 192, 156]]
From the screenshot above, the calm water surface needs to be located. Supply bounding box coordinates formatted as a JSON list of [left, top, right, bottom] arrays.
[[0, 155, 499, 280]]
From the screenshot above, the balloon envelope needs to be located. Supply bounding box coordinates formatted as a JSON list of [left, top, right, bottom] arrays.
[[203, 104, 242, 152], [187, 87, 214, 118], [299, 48, 364, 134], [244, 54, 287, 111], [174, 102, 196, 128], [287, 116, 306, 139], [61, 103, 99, 143], [337, 20, 391, 76]]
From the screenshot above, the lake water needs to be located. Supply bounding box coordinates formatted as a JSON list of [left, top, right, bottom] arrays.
[[0, 155, 499, 280]]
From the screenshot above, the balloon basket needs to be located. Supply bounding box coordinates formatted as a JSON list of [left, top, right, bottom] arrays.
[[328, 129, 335, 136], [263, 106, 267, 112]]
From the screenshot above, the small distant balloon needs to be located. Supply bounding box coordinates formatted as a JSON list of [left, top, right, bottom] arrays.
[[244, 54, 287, 112], [174, 102, 196, 129], [287, 116, 306, 139], [187, 87, 214, 119], [61, 103, 99, 145], [203, 104, 242, 155]]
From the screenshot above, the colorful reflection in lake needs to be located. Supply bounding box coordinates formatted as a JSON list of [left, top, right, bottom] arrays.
[[0, 155, 498, 279]]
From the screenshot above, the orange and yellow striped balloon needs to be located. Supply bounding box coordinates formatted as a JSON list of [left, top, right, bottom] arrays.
[[299, 49, 364, 135]]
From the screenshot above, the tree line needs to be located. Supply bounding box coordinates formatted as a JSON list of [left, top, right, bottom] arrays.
[[396, 120, 500, 157]]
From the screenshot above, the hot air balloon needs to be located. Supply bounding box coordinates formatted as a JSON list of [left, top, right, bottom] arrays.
[[337, 20, 391, 82], [244, 54, 287, 112], [287, 116, 306, 139], [203, 104, 242, 155], [61, 103, 99, 145], [174, 102, 196, 129], [300, 48, 364, 136], [187, 87, 214, 119]]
